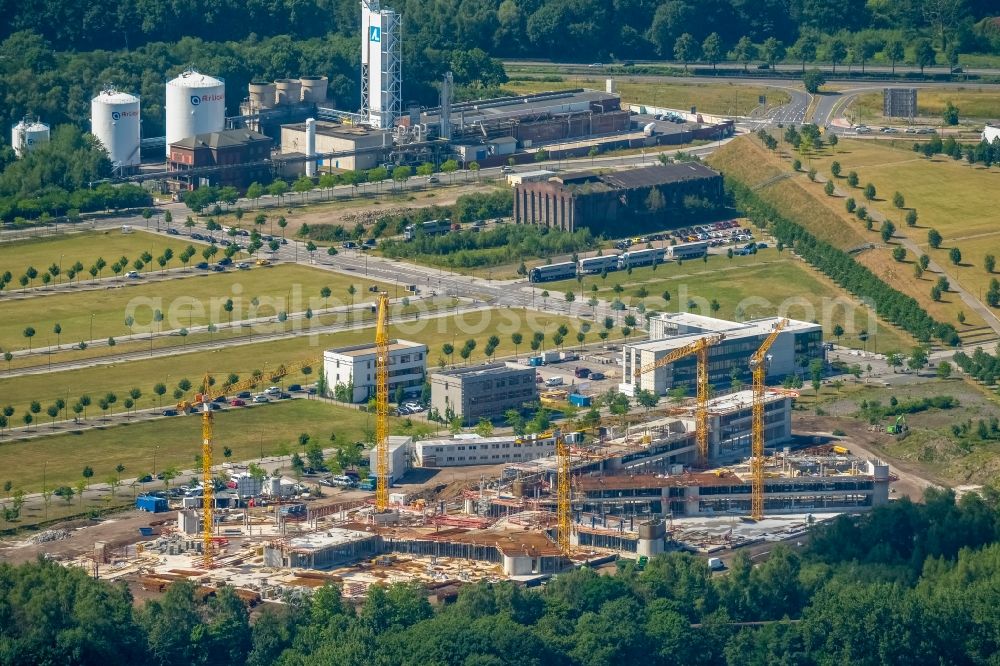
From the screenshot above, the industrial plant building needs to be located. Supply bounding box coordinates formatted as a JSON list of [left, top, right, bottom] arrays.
[[323, 339, 427, 403], [167, 129, 272, 190], [620, 314, 823, 396], [280, 121, 387, 172], [513, 163, 724, 234], [429, 362, 537, 425]]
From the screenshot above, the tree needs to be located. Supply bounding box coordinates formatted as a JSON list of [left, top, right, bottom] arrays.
[[937, 360, 952, 379], [761, 37, 784, 69], [153, 383, 166, 407], [511, 332, 523, 358], [845, 197, 856, 213], [319, 286, 331, 308], [564, 291, 575, 303], [267, 179, 288, 202], [440, 159, 459, 182], [824, 180, 835, 196], [880, 220, 895, 243], [442, 343, 454, 365], [635, 389, 659, 412], [908, 346, 928, 370], [391, 165, 413, 190], [906, 209, 918, 227], [702, 32, 722, 71], [847, 171, 859, 188], [914, 39, 936, 74], [892, 247, 907, 262], [864, 183, 876, 201], [885, 39, 905, 73], [732, 36, 757, 72], [819, 38, 847, 75], [949, 247, 962, 265], [798, 67, 825, 94], [919, 254, 931, 270], [928, 229, 942, 248], [22, 326, 35, 351], [793, 33, 819, 71], [673, 33, 698, 72], [985, 254, 996, 274]]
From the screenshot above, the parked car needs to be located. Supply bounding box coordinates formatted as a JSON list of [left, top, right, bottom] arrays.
[[161, 409, 179, 416], [253, 395, 270, 403], [237, 262, 251, 270], [212, 395, 228, 403], [256, 259, 270, 266], [500, 165, 514, 174], [589, 372, 606, 381], [217, 257, 233, 266], [166, 228, 180, 235], [343, 241, 358, 249], [124, 271, 140, 279], [288, 384, 303, 392], [278, 392, 292, 400], [207, 402, 223, 411], [427, 176, 440, 184], [195, 262, 209, 270], [138, 474, 153, 483], [211, 265, 224, 272], [575, 367, 591, 378], [264, 386, 281, 395], [237, 391, 252, 398], [229, 398, 247, 407]]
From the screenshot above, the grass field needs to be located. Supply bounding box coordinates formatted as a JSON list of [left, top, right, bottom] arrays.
[[503, 77, 791, 117], [546, 249, 913, 351], [708, 137, 991, 332], [0, 399, 433, 493], [0, 229, 207, 289], [853, 87, 1000, 121], [0, 263, 392, 353], [804, 139, 1000, 312], [0, 308, 609, 418]]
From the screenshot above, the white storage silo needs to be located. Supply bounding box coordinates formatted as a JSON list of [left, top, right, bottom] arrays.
[[91, 88, 141, 170], [11, 118, 50, 158], [165, 69, 225, 156]]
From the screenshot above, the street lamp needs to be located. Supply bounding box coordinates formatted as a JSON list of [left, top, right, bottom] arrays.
[[152, 445, 159, 477], [90, 313, 95, 342]]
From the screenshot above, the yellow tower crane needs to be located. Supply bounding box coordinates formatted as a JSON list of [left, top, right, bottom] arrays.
[[554, 429, 571, 556], [187, 358, 318, 567], [749, 319, 788, 520], [374, 292, 391, 512], [633, 333, 725, 464]]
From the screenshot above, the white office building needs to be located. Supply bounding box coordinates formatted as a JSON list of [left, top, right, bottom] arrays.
[[323, 339, 427, 403], [414, 432, 557, 468], [621, 314, 823, 396], [368, 435, 412, 483]]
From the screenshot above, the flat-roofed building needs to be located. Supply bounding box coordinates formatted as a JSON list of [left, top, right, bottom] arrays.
[[430, 362, 537, 425], [323, 339, 427, 403], [621, 314, 822, 396], [414, 432, 556, 467], [280, 121, 389, 172]]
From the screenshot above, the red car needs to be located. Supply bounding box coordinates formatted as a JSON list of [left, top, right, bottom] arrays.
[[229, 398, 247, 407]]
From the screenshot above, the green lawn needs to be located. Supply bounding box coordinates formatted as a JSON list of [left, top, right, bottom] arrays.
[[0, 229, 206, 289], [0, 309, 606, 418], [0, 263, 392, 353], [806, 139, 1000, 310], [0, 399, 434, 494], [853, 87, 1000, 121], [504, 77, 790, 117], [547, 250, 912, 352]]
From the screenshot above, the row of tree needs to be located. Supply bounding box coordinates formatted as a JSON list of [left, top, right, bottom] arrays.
[[914, 134, 1000, 169], [2, 486, 999, 664], [727, 179, 959, 346]]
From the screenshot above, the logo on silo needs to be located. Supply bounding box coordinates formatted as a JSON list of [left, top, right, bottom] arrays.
[[369, 26, 381, 42], [190, 95, 201, 106], [112, 111, 121, 120]]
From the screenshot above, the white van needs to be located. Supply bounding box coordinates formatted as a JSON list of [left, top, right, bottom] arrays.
[[544, 376, 564, 388], [121, 225, 133, 234]]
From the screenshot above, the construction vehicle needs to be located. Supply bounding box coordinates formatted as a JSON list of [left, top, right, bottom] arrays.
[[832, 445, 850, 455], [749, 319, 788, 521], [887, 415, 908, 436], [373, 291, 391, 512], [633, 333, 725, 464], [185, 357, 318, 566]]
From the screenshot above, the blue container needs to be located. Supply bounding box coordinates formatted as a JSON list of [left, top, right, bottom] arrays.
[[568, 393, 592, 407], [136, 495, 168, 513], [138, 527, 154, 537]]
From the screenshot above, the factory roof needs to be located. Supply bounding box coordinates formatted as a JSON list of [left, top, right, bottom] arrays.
[[383, 527, 562, 557], [577, 468, 877, 492], [284, 120, 388, 140], [171, 129, 270, 149], [599, 163, 720, 189], [283, 528, 378, 553], [422, 89, 619, 126]]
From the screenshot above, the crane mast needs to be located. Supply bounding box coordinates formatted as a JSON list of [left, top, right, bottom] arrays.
[[374, 292, 391, 512], [633, 333, 724, 464], [555, 430, 571, 555], [749, 319, 787, 520]]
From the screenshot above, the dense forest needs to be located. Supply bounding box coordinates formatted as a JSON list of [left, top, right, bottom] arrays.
[[1, 487, 998, 665]]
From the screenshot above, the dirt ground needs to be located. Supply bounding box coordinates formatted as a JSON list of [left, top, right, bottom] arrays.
[[793, 413, 939, 501], [0, 511, 162, 565]]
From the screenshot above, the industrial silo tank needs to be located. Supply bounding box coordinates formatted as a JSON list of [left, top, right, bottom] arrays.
[[274, 79, 301, 106], [165, 69, 225, 156], [11, 118, 50, 158], [91, 88, 141, 169], [248, 80, 276, 109], [299, 76, 329, 103]]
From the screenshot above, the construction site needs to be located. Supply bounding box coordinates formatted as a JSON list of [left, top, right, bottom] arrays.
[[46, 308, 897, 606]]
